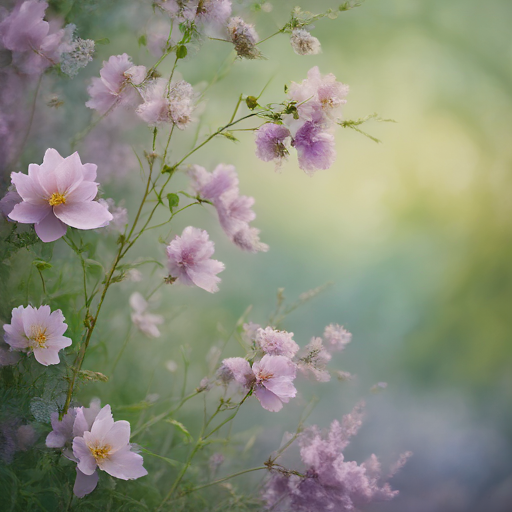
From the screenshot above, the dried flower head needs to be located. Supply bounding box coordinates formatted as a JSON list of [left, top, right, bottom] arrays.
[[227, 17, 261, 59], [290, 29, 321, 56]]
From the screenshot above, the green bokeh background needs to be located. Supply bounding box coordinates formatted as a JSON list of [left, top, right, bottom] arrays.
[[3, 0, 512, 510]]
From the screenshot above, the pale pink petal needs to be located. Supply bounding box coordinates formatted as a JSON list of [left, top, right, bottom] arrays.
[[22, 305, 50, 335], [45, 431, 68, 448], [3, 306, 28, 350], [35, 212, 67, 242], [73, 437, 98, 475], [102, 420, 131, 453], [32, 346, 60, 366], [73, 468, 98, 498], [54, 201, 113, 230], [66, 181, 99, 203], [41, 148, 65, 170], [82, 163, 97, 181], [45, 309, 68, 337], [100, 446, 148, 480], [46, 335, 72, 351], [254, 386, 283, 412], [53, 152, 83, 194], [9, 201, 50, 224], [88, 405, 114, 440], [10, 171, 47, 204]]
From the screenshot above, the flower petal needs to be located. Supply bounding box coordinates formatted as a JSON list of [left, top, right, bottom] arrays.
[[10, 171, 47, 204], [66, 181, 99, 203], [35, 212, 67, 242], [73, 437, 97, 475], [53, 152, 83, 195], [73, 468, 98, 498], [82, 163, 97, 181], [9, 201, 50, 224], [254, 386, 283, 412], [32, 346, 61, 366], [100, 446, 148, 480], [54, 201, 113, 230], [102, 420, 130, 453]]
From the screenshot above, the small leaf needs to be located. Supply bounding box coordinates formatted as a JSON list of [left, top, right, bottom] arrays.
[[138, 35, 147, 47], [95, 38, 110, 45], [176, 45, 188, 59], [85, 259, 104, 278], [162, 164, 176, 174], [167, 193, 180, 212], [165, 419, 192, 441], [219, 131, 239, 142], [33, 259, 52, 271]]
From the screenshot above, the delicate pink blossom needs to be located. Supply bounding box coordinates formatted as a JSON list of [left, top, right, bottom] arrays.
[[0, 0, 71, 74], [8, 148, 113, 242], [292, 121, 336, 175], [189, 164, 268, 252], [296, 337, 331, 382], [72, 405, 147, 495], [196, 0, 232, 26], [166, 226, 225, 293], [256, 327, 299, 359], [129, 292, 164, 338], [0, 190, 22, 218], [290, 29, 321, 56], [136, 78, 195, 129], [3, 305, 72, 366], [218, 357, 254, 387], [98, 198, 128, 234], [86, 54, 146, 115], [253, 355, 297, 412], [323, 323, 352, 352], [242, 321, 261, 344], [255, 124, 291, 167]]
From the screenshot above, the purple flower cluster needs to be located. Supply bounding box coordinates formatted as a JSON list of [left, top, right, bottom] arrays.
[[189, 164, 268, 253], [254, 66, 349, 175], [46, 401, 147, 497], [264, 404, 410, 511]]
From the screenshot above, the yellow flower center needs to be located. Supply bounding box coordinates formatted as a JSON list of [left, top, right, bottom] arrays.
[[48, 192, 66, 206], [90, 445, 111, 461], [31, 327, 47, 348]]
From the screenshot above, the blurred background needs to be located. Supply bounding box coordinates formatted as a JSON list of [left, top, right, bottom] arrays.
[[4, 0, 512, 510]]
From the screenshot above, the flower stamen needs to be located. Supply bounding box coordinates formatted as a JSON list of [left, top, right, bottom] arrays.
[[49, 192, 66, 206], [90, 445, 111, 461]]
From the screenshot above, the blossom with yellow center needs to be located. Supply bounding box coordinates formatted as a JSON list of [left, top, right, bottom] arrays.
[[31, 326, 48, 348], [90, 444, 111, 462], [48, 192, 66, 206]]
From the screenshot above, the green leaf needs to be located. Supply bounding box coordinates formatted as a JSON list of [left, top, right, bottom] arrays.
[[165, 419, 192, 441], [176, 45, 187, 59], [162, 164, 176, 174], [33, 259, 52, 271], [138, 35, 147, 47], [167, 193, 180, 212], [219, 131, 239, 142], [78, 370, 108, 383], [85, 259, 104, 278]]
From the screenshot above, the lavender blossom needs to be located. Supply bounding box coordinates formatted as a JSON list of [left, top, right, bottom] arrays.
[[0, 0, 71, 74], [46, 407, 77, 449], [227, 17, 261, 59], [290, 29, 321, 56], [72, 405, 147, 496], [292, 121, 336, 175], [129, 292, 164, 338], [8, 149, 113, 242], [323, 323, 352, 352], [256, 327, 299, 359], [166, 226, 225, 293], [0, 190, 22, 218], [218, 357, 254, 387], [136, 78, 195, 129], [296, 337, 331, 382], [86, 54, 146, 115], [255, 124, 291, 168], [189, 164, 268, 252], [3, 305, 72, 366], [264, 404, 407, 511]]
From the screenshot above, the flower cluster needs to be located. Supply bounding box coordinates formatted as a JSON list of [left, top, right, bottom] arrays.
[[263, 404, 410, 511], [255, 66, 349, 174], [46, 402, 147, 497], [189, 164, 268, 253]]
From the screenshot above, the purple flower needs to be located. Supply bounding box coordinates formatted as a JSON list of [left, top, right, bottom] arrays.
[[292, 121, 336, 175], [0, 190, 22, 219], [227, 17, 261, 59], [86, 54, 146, 115], [253, 355, 297, 412], [255, 124, 291, 168], [323, 323, 352, 352], [8, 148, 113, 242], [290, 29, 321, 56], [288, 66, 349, 126], [218, 357, 254, 387], [72, 405, 147, 496], [264, 404, 408, 511], [197, 0, 232, 26], [3, 305, 72, 366], [189, 164, 268, 253], [136, 78, 195, 129], [256, 327, 299, 359], [129, 292, 164, 338], [46, 408, 77, 449], [166, 226, 225, 293], [0, 0, 71, 75], [296, 337, 331, 382]]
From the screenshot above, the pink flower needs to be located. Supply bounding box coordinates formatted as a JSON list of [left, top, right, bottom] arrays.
[[241, 321, 261, 344], [189, 164, 268, 253], [252, 355, 297, 412], [292, 121, 336, 175], [255, 123, 291, 168], [8, 148, 113, 242], [129, 292, 164, 338], [136, 78, 195, 129], [323, 323, 352, 352], [288, 66, 349, 126], [0, 0, 71, 74], [256, 327, 299, 359], [166, 226, 225, 293], [296, 337, 332, 382], [3, 305, 72, 366], [86, 54, 146, 115], [196, 0, 232, 26], [218, 357, 254, 387], [72, 405, 147, 495]]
